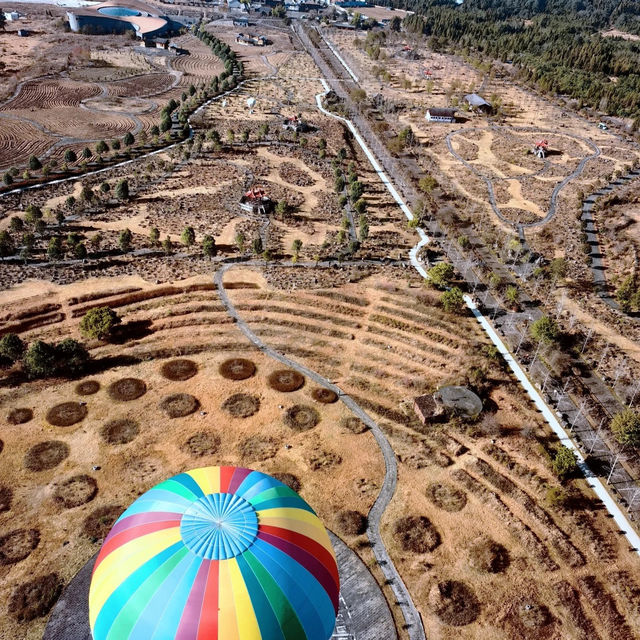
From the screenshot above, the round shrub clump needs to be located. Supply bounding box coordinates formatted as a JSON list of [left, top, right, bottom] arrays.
[[221, 393, 260, 418], [53, 474, 98, 508], [107, 378, 147, 401], [0, 529, 40, 565], [284, 405, 320, 431], [8, 573, 63, 621], [75, 380, 100, 396], [181, 432, 221, 457], [426, 482, 467, 513], [159, 393, 200, 418], [340, 416, 368, 434], [468, 537, 510, 573], [311, 387, 338, 404], [428, 580, 481, 626], [268, 369, 305, 392], [239, 436, 279, 461], [219, 358, 256, 380], [0, 486, 13, 512], [100, 418, 139, 445], [8, 408, 33, 425], [336, 510, 367, 536], [46, 402, 87, 427], [24, 441, 70, 472], [394, 515, 441, 553], [83, 505, 122, 540], [160, 359, 198, 381]]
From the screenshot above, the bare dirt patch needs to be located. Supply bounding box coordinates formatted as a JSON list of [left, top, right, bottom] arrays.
[[45, 402, 87, 427], [83, 505, 123, 540], [159, 393, 200, 418], [75, 380, 100, 396], [24, 441, 69, 472], [268, 369, 305, 392], [8, 573, 63, 622], [53, 475, 98, 508], [219, 358, 256, 380], [7, 408, 34, 425], [284, 404, 320, 431], [100, 418, 139, 445], [428, 580, 481, 626], [181, 431, 221, 458], [311, 387, 338, 404], [107, 378, 147, 401], [221, 393, 260, 418], [0, 529, 40, 565], [160, 359, 198, 381], [272, 472, 301, 492], [394, 515, 441, 553], [426, 482, 467, 513], [468, 536, 510, 573], [239, 436, 279, 462], [336, 510, 368, 536]]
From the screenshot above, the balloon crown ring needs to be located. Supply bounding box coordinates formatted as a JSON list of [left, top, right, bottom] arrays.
[[180, 492, 259, 560]]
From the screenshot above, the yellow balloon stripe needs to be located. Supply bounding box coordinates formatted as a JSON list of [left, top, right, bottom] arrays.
[[257, 515, 333, 555], [229, 559, 262, 639], [89, 527, 181, 624], [217, 560, 240, 640], [187, 467, 220, 496], [256, 507, 325, 527]]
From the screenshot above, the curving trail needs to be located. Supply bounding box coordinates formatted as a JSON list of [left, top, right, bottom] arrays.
[[215, 261, 425, 640], [446, 125, 601, 231]]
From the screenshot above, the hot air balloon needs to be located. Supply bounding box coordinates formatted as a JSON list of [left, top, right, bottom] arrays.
[[247, 97, 257, 109], [88, 466, 339, 640]]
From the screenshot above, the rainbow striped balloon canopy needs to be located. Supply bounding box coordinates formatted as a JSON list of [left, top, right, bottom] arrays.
[[89, 466, 340, 640]]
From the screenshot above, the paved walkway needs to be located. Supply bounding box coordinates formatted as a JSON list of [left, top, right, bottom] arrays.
[[215, 264, 425, 640], [43, 533, 397, 640]]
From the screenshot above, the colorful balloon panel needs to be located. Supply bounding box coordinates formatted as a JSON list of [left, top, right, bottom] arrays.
[[89, 466, 339, 640]]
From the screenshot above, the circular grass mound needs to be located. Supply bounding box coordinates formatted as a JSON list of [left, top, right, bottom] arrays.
[[239, 436, 279, 462], [24, 441, 69, 472], [181, 432, 221, 458], [336, 510, 367, 536], [307, 449, 342, 471], [8, 408, 33, 425], [426, 482, 467, 513], [53, 474, 98, 508], [8, 573, 62, 622], [284, 405, 320, 431], [0, 529, 40, 565], [161, 359, 198, 381], [0, 486, 12, 512], [340, 416, 368, 434], [468, 537, 510, 574], [311, 388, 338, 404], [268, 369, 305, 392], [75, 380, 100, 396], [394, 515, 441, 553], [517, 600, 552, 630], [160, 393, 200, 418], [83, 505, 122, 540], [221, 393, 260, 418], [219, 358, 256, 380], [107, 378, 147, 402], [428, 580, 480, 627], [272, 472, 301, 493], [100, 418, 139, 445], [46, 402, 87, 427]]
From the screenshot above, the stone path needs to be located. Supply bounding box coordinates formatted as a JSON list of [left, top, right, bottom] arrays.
[[215, 263, 425, 640], [43, 534, 396, 640]]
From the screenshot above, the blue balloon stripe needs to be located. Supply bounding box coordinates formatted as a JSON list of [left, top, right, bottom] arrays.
[[94, 542, 185, 640], [249, 538, 334, 640], [235, 474, 279, 501], [168, 473, 206, 499], [236, 553, 286, 640], [128, 552, 199, 640]]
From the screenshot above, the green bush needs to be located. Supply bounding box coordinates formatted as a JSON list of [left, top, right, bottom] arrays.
[[427, 262, 455, 288], [611, 409, 640, 447], [551, 446, 577, 480], [23, 340, 57, 378], [0, 333, 25, 363], [79, 307, 121, 340], [530, 315, 559, 344]]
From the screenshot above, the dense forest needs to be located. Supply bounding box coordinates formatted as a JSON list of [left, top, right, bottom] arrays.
[[389, 0, 640, 119]]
